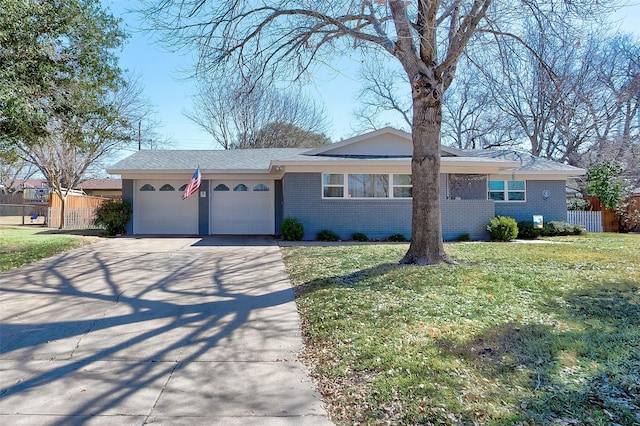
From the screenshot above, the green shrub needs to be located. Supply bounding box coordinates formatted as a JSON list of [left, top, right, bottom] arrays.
[[517, 221, 542, 239], [351, 232, 368, 242], [316, 229, 340, 241], [487, 216, 518, 241], [457, 233, 471, 242], [387, 233, 407, 242], [93, 199, 132, 236], [281, 217, 304, 241], [542, 221, 585, 236], [567, 198, 591, 211]]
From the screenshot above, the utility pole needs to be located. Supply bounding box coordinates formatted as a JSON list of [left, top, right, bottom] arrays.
[[138, 120, 142, 150]]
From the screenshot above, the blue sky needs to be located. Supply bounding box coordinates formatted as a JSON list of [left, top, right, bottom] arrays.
[[104, 1, 640, 150]]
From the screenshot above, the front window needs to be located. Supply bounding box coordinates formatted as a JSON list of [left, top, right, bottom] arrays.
[[323, 174, 344, 198], [489, 180, 526, 201], [348, 174, 388, 198], [322, 173, 411, 199], [392, 174, 412, 198]]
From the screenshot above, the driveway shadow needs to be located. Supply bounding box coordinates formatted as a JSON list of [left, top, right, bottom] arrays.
[[0, 240, 303, 424]]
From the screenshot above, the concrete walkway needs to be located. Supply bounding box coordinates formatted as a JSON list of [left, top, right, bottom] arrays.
[[0, 236, 332, 425]]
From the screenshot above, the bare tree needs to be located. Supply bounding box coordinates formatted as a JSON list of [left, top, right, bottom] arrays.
[[0, 157, 38, 194], [441, 53, 520, 150], [187, 74, 330, 149], [353, 58, 412, 132], [471, 17, 583, 160], [99, 72, 169, 158], [581, 34, 640, 179], [253, 122, 331, 148], [16, 74, 153, 228], [354, 53, 518, 150], [145, 0, 621, 265]]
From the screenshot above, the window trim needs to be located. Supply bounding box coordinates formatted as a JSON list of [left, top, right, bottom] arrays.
[[321, 173, 412, 199], [488, 179, 526, 202], [322, 173, 345, 198], [392, 174, 412, 199], [347, 173, 389, 198]]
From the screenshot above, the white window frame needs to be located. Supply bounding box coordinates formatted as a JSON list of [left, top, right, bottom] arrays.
[[322, 173, 345, 198], [392, 174, 412, 198], [321, 173, 412, 199], [488, 179, 526, 202], [347, 173, 389, 198]]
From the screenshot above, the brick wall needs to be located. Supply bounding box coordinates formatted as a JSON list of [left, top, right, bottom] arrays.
[[441, 200, 494, 240], [494, 180, 567, 223], [283, 173, 495, 241], [283, 172, 411, 240]]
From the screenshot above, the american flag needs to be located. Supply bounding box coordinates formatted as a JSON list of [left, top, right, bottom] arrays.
[[182, 166, 201, 200]]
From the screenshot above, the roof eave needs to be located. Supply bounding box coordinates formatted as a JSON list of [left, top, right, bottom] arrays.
[[270, 157, 521, 171], [496, 168, 586, 176], [107, 168, 274, 175]]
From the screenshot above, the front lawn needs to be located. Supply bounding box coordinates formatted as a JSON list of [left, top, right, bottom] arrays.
[[282, 234, 640, 425], [0, 226, 101, 272]]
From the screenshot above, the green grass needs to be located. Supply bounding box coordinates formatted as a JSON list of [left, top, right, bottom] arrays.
[[283, 234, 640, 425], [0, 226, 100, 272]]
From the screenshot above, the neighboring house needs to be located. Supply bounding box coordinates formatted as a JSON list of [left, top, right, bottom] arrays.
[[1, 179, 50, 203], [107, 127, 584, 240], [76, 178, 122, 199]]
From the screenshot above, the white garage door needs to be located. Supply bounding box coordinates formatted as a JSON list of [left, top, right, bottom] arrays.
[[210, 180, 274, 235], [134, 181, 198, 234]]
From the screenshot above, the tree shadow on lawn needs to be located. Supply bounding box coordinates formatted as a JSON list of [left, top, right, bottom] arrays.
[[292, 262, 399, 299], [434, 280, 640, 424], [36, 228, 104, 237], [0, 244, 296, 424]]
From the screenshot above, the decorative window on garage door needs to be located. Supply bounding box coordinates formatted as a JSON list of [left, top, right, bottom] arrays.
[[179, 183, 188, 191], [140, 184, 155, 191], [234, 184, 249, 192], [159, 184, 175, 191], [214, 184, 230, 191], [253, 183, 269, 191]]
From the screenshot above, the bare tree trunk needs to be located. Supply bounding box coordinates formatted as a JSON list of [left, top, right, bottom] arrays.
[[59, 193, 66, 229], [401, 73, 455, 265]]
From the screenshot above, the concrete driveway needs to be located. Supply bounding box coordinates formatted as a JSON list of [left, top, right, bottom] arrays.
[[0, 236, 331, 425]]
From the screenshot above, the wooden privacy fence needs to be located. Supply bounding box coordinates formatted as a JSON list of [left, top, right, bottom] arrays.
[[567, 211, 603, 232], [47, 193, 108, 229], [49, 192, 107, 209], [47, 207, 102, 229], [581, 195, 640, 232]]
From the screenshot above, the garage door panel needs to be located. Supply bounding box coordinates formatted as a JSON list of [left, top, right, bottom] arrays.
[[135, 180, 198, 234], [210, 180, 274, 235]]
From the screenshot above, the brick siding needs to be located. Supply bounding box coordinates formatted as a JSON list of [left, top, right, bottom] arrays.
[[494, 180, 567, 223], [283, 172, 495, 241]]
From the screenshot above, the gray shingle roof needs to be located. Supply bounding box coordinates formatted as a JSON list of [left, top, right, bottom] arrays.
[[107, 147, 583, 174], [108, 148, 308, 172], [467, 149, 584, 173]]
